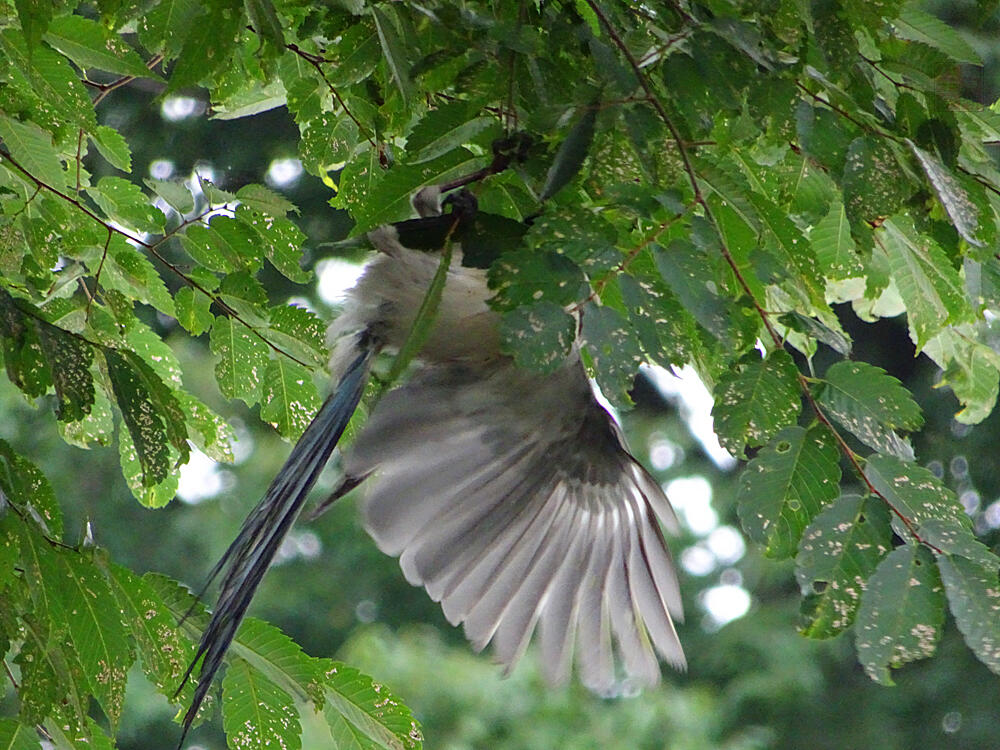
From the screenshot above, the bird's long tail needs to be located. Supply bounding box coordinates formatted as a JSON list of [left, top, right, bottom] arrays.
[[175, 342, 374, 743]]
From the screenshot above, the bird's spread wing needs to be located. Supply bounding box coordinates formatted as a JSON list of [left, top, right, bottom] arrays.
[[345, 357, 685, 693]]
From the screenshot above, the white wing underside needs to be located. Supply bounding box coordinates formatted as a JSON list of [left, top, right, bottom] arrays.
[[344, 357, 686, 693]]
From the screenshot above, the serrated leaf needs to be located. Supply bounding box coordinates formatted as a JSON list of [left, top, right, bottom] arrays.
[[619, 266, 703, 369], [738, 424, 841, 559], [236, 183, 298, 217], [0, 114, 67, 189], [811, 202, 862, 280], [235, 206, 311, 283], [581, 304, 644, 408], [326, 21, 380, 87], [234, 618, 324, 704], [349, 149, 487, 233], [923, 326, 1000, 425], [372, 6, 413, 103], [211, 79, 287, 120], [323, 663, 423, 750], [145, 178, 194, 214], [14, 0, 51, 49], [796, 494, 893, 638], [105, 563, 197, 701], [266, 303, 327, 366], [260, 358, 321, 439], [908, 140, 981, 246], [118, 428, 179, 507], [89, 177, 165, 235], [0, 29, 96, 130], [541, 105, 597, 202], [0, 438, 62, 539], [842, 137, 910, 225], [937, 554, 1000, 675], [855, 544, 944, 685], [879, 216, 972, 348], [166, 5, 241, 92], [712, 350, 802, 458], [174, 286, 214, 336], [35, 322, 94, 422], [177, 391, 235, 463], [0, 718, 40, 750], [54, 552, 133, 730], [865, 453, 968, 536], [407, 101, 494, 164], [92, 126, 132, 173], [210, 316, 270, 405], [498, 300, 575, 375], [105, 348, 170, 487], [222, 658, 302, 750], [44, 15, 159, 79], [488, 250, 587, 311], [300, 114, 360, 175], [136, 0, 202, 56], [818, 360, 922, 460], [59, 386, 113, 449], [893, 6, 981, 65], [244, 0, 285, 51]]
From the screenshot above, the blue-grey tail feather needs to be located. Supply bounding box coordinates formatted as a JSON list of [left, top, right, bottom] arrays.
[[175, 344, 372, 745]]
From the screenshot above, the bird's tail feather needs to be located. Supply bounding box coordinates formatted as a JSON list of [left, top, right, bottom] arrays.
[[175, 343, 373, 744]]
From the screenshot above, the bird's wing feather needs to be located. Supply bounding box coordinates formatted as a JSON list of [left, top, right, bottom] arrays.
[[346, 357, 685, 694]]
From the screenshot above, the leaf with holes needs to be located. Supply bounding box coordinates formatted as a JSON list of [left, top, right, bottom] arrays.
[[323, 662, 423, 750], [879, 216, 972, 349], [818, 360, 922, 460], [712, 350, 802, 458], [89, 177, 165, 235], [737, 424, 841, 559], [842, 137, 911, 225], [35, 322, 94, 422], [855, 544, 944, 685], [812, 201, 862, 280], [796, 494, 893, 638], [105, 349, 169, 487], [581, 305, 644, 408], [499, 300, 576, 375], [222, 658, 301, 750], [210, 317, 270, 406], [937, 553, 1000, 676], [260, 358, 321, 440], [907, 140, 981, 246], [0, 114, 67, 189], [864, 453, 968, 536], [45, 14, 159, 79], [488, 250, 587, 311]]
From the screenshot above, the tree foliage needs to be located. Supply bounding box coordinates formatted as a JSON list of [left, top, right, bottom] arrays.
[[1, 0, 999, 747]]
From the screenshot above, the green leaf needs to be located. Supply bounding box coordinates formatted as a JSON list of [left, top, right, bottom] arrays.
[[88, 177, 165, 235], [580, 304, 644, 408], [233, 618, 325, 704], [893, 5, 981, 65], [118, 427, 179, 508], [811, 202, 862, 280], [268, 304, 327, 363], [842, 137, 910, 225], [0, 718, 41, 750], [323, 663, 423, 750], [210, 316, 270, 405], [488, 250, 587, 311], [907, 140, 981, 246], [244, 0, 285, 51], [406, 101, 495, 164], [879, 216, 972, 349], [0, 439, 62, 539], [35, 322, 95, 422], [326, 21, 380, 87], [145, 178, 194, 214], [796, 494, 893, 638], [177, 391, 236, 463], [712, 349, 802, 458], [92, 126, 132, 173], [920, 518, 1000, 569], [105, 348, 170, 487], [136, 0, 203, 56], [235, 205, 311, 283], [260, 358, 321, 439], [53, 552, 133, 729], [44, 15, 159, 79], [104, 563, 197, 702], [14, 0, 52, 50], [166, 5, 242, 92], [817, 360, 922, 460], [300, 114, 361, 175], [0, 114, 67, 189], [541, 105, 598, 202], [855, 544, 945, 685], [923, 326, 1000, 425], [936, 554, 1000, 676], [864, 453, 969, 535], [223, 658, 302, 750], [236, 183, 298, 217], [0, 29, 97, 130], [106, 240, 176, 316], [349, 149, 487, 233], [371, 6, 413, 103], [499, 300, 576, 375], [737, 424, 841, 559], [174, 286, 214, 336], [59, 386, 114, 449]]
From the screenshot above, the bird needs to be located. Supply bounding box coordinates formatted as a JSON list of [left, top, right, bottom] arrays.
[[177, 184, 685, 741]]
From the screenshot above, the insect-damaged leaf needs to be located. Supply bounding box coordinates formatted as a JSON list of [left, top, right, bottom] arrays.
[[855, 544, 944, 685]]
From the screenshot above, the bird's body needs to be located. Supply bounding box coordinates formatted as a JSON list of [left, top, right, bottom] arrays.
[[179, 191, 685, 741]]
